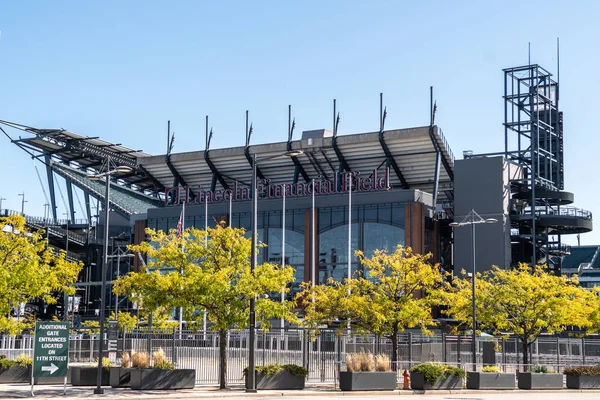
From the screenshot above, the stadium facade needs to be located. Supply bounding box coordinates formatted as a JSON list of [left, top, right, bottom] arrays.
[[0, 62, 594, 320]]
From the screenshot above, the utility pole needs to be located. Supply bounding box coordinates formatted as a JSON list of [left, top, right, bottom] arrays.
[[18, 192, 27, 215]]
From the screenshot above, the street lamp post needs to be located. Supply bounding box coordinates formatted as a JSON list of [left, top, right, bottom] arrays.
[[86, 158, 133, 395], [18, 192, 27, 215], [449, 209, 497, 372], [247, 150, 303, 393]]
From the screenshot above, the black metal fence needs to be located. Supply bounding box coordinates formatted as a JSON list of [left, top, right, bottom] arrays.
[[2, 329, 599, 385]]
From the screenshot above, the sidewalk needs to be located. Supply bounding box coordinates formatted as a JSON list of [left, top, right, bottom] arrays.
[[2, 384, 600, 400]]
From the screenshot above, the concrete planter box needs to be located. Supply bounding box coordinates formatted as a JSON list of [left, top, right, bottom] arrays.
[[71, 366, 110, 386], [466, 372, 515, 389], [517, 372, 563, 389], [566, 375, 600, 389], [110, 367, 134, 388], [411, 372, 462, 390], [0, 365, 31, 383], [339, 371, 396, 391], [245, 370, 306, 390], [129, 368, 195, 390]]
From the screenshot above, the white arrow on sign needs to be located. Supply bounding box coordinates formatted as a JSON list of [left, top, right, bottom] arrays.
[[41, 363, 59, 375]]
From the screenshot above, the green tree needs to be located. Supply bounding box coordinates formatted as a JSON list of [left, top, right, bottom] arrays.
[[298, 245, 444, 366], [113, 224, 297, 389], [0, 215, 82, 334], [445, 264, 595, 366]]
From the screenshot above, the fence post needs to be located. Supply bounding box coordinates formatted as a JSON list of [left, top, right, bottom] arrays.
[[407, 332, 412, 369], [172, 327, 177, 367], [556, 336, 560, 373], [502, 337, 506, 366], [457, 334, 461, 367], [442, 333, 446, 363]]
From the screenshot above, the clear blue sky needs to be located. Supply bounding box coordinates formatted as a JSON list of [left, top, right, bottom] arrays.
[[1, 1, 598, 245]]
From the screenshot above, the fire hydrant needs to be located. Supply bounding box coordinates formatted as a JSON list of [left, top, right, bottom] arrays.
[[402, 369, 410, 390]]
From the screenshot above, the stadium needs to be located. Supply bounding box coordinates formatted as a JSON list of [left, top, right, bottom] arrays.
[[0, 62, 594, 321]]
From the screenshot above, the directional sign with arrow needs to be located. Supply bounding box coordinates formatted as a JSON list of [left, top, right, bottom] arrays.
[[33, 321, 69, 378]]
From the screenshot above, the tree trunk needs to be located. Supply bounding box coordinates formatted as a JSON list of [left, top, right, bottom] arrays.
[[219, 329, 227, 389], [521, 339, 529, 368], [391, 327, 398, 371]]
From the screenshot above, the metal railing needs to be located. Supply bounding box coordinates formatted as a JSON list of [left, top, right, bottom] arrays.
[[2, 330, 599, 386]]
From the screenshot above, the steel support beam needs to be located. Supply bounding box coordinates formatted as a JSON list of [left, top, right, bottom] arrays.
[[84, 192, 92, 225], [204, 151, 229, 191], [44, 155, 58, 222], [65, 178, 76, 223], [137, 165, 165, 193], [165, 156, 188, 187]]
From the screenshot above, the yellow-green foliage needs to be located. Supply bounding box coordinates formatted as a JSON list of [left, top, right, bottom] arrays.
[[113, 224, 297, 387], [444, 264, 597, 366], [108, 311, 138, 332], [0, 215, 81, 334], [482, 365, 500, 373], [14, 353, 32, 366], [299, 245, 443, 365]]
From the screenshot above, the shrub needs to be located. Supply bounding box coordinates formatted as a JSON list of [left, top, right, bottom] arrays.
[[410, 363, 466, 384], [101, 357, 112, 370], [14, 353, 32, 366], [527, 365, 555, 373], [375, 354, 391, 372], [482, 365, 500, 373], [243, 363, 308, 377], [564, 365, 600, 376], [131, 351, 150, 369], [0, 359, 16, 369]]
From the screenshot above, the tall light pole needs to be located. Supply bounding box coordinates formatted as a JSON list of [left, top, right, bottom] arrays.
[[247, 150, 303, 393], [86, 158, 133, 395], [449, 209, 497, 372], [18, 192, 27, 215]]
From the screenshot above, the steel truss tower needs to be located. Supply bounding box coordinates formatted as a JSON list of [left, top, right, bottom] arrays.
[[504, 64, 591, 271]]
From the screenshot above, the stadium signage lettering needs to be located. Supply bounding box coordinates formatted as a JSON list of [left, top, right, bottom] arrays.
[[165, 168, 390, 206]]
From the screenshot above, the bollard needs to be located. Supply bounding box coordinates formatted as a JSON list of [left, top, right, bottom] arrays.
[[403, 369, 410, 390]]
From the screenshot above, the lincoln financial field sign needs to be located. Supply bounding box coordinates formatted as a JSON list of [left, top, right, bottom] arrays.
[[165, 168, 391, 206], [33, 321, 69, 378]]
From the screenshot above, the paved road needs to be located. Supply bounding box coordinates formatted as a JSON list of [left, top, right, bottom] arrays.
[[2, 384, 600, 399]]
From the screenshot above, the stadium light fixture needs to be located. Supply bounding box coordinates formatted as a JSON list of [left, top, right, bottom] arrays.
[[246, 149, 305, 393], [449, 209, 498, 372]]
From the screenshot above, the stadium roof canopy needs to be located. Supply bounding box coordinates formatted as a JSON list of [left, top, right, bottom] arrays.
[[1, 120, 455, 215]]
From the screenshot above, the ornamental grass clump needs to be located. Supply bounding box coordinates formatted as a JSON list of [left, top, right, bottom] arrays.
[[564, 365, 600, 376], [120, 352, 131, 368], [131, 351, 150, 369], [152, 348, 174, 370], [375, 354, 391, 372], [481, 365, 500, 373], [345, 352, 391, 372]]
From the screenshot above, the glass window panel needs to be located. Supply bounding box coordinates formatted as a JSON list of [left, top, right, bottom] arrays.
[[267, 228, 305, 300], [392, 204, 405, 227], [364, 205, 378, 222], [331, 208, 344, 227], [319, 224, 359, 284], [378, 205, 392, 224], [363, 223, 405, 257], [318, 208, 331, 230]]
